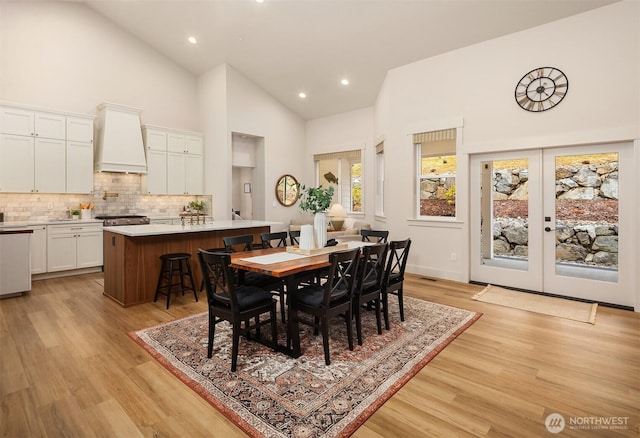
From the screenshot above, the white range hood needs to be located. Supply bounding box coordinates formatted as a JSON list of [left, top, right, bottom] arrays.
[[94, 102, 147, 173]]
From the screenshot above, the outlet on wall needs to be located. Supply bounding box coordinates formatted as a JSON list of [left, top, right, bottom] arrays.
[[450, 253, 457, 261], [47, 202, 54, 210]]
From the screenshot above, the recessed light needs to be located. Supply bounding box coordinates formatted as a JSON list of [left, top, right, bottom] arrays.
[[187, 36, 197, 44], [341, 78, 350, 86], [298, 92, 307, 99], [256, 0, 264, 3]]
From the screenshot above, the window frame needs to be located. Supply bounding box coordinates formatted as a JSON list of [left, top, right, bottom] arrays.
[[413, 125, 461, 221]]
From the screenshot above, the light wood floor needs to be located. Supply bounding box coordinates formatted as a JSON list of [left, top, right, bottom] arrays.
[[1, 273, 638, 437]]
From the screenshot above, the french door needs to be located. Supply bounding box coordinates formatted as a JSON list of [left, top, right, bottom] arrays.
[[470, 143, 635, 307]]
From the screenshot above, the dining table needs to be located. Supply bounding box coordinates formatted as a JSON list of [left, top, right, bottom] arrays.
[[229, 242, 371, 358]]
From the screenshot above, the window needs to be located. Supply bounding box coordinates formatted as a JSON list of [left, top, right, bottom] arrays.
[[415, 129, 456, 218], [313, 149, 362, 213], [375, 141, 384, 215]]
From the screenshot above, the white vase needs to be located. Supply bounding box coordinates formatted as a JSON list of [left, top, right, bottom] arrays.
[[314, 212, 327, 248]]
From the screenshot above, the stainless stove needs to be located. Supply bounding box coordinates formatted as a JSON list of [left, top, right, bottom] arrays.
[[95, 215, 150, 226]]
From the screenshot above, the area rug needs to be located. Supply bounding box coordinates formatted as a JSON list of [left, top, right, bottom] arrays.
[[472, 284, 597, 324], [129, 297, 480, 437]]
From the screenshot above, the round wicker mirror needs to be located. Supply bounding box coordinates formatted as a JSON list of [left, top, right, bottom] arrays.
[[275, 174, 299, 207]]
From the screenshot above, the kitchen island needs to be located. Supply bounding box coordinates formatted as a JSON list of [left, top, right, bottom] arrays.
[[102, 220, 280, 307]]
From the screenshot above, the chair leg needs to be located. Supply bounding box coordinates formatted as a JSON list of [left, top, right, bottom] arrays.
[[374, 299, 382, 335], [355, 300, 363, 346], [184, 258, 198, 302], [346, 307, 354, 351], [270, 303, 278, 352], [255, 315, 261, 338], [398, 287, 405, 321], [208, 313, 216, 358], [166, 261, 174, 309], [321, 316, 331, 365], [382, 292, 390, 330], [231, 322, 241, 372]]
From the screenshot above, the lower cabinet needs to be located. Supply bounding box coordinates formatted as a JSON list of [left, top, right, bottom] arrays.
[[27, 225, 47, 274], [47, 223, 103, 272]]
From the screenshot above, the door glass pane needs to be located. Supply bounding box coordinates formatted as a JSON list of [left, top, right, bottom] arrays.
[[554, 153, 618, 282], [480, 158, 529, 271]]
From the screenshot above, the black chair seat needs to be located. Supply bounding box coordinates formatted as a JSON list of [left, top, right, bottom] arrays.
[[216, 285, 274, 310], [297, 284, 349, 308]]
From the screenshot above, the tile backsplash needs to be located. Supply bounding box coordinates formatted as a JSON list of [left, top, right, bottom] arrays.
[[0, 173, 212, 222]]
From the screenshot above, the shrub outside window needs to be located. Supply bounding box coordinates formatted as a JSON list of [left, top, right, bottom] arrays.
[[415, 129, 457, 218]]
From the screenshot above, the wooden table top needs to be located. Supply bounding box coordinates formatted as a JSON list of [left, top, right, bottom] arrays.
[[229, 247, 330, 278]]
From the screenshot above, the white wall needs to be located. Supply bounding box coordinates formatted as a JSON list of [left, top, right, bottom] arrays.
[[224, 65, 307, 225], [306, 107, 375, 221], [0, 2, 199, 129], [306, 1, 640, 285]]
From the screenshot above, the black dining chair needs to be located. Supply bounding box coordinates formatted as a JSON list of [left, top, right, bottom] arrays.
[[361, 229, 389, 243], [293, 248, 360, 365], [289, 230, 300, 246], [197, 249, 278, 372], [224, 234, 286, 322], [223, 234, 259, 252], [354, 243, 388, 345], [260, 231, 289, 248], [382, 238, 412, 330]]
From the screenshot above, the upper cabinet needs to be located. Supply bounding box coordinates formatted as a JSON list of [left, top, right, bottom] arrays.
[[141, 125, 204, 195], [0, 107, 66, 139], [0, 103, 94, 194]]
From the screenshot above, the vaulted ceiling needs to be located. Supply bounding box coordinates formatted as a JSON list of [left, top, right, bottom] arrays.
[[85, 0, 617, 120]]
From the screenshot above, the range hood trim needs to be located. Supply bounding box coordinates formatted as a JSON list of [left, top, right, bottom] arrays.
[[94, 102, 148, 174]]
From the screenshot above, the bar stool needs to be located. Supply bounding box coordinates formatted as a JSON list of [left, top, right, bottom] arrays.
[[154, 253, 197, 309]]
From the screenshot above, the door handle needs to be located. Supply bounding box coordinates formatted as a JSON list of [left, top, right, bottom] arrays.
[[544, 227, 555, 232]]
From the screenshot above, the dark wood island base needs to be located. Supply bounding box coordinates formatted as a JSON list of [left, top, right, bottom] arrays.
[[103, 224, 270, 307]]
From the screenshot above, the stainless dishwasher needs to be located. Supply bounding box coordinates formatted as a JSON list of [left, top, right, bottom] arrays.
[[0, 229, 33, 297]]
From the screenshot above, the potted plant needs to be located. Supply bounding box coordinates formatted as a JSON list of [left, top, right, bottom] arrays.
[[298, 184, 334, 248], [70, 209, 81, 220], [188, 200, 205, 213], [187, 200, 206, 224]]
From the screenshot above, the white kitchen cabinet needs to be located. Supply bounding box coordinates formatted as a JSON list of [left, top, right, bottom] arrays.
[[66, 116, 93, 143], [47, 223, 103, 272], [0, 107, 65, 139], [142, 125, 203, 195], [27, 225, 47, 274], [167, 151, 203, 194], [66, 141, 94, 193], [142, 148, 167, 194], [0, 133, 34, 192], [35, 137, 66, 193], [0, 135, 65, 193], [0, 104, 94, 194], [185, 153, 204, 194]]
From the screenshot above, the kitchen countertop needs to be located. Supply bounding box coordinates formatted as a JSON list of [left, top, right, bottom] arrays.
[[0, 219, 104, 228], [103, 220, 283, 237]]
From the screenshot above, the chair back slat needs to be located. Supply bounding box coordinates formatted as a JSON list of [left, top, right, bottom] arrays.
[[289, 230, 300, 246], [357, 243, 388, 294], [223, 234, 256, 252], [383, 238, 411, 284], [260, 231, 288, 248], [323, 248, 360, 306], [198, 249, 239, 310], [361, 229, 390, 243]]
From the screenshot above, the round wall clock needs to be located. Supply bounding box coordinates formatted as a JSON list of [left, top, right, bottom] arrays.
[[515, 67, 568, 112]]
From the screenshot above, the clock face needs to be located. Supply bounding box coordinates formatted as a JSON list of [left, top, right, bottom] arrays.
[[515, 67, 568, 112]]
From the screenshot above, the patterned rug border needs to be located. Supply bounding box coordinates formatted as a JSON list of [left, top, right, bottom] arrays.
[[128, 299, 482, 437]]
